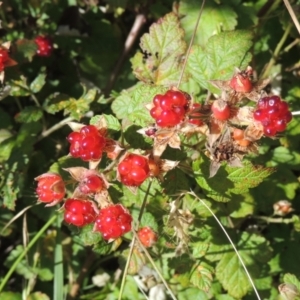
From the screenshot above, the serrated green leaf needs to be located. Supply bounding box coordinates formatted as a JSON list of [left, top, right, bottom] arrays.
[[189, 262, 213, 292], [191, 241, 210, 258], [187, 30, 253, 93], [15, 38, 38, 61], [15, 106, 43, 123], [111, 83, 166, 128], [9, 77, 30, 97], [45, 88, 96, 120], [180, 0, 238, 47], [77, 224, 102, 246], [178, 287, 209, 300], [131, 12, 187, 85], [227, 160, 275, 193], [216, 251, 252, 298], [283, 274, 300, 292], [90, 114, 121, 132], [193, 155, 275, 202], [228, 193, 255, 218], [131, 210, 158, 232]]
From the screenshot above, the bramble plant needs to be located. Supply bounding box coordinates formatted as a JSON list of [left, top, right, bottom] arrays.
[[1, 1, 300, 300]]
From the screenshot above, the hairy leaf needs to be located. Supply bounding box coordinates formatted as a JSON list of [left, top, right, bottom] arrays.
[[131, 12, 187, 85], [179, 0, 238, 47], [111, 83, 166, 128], [187, 30, 253, 93]]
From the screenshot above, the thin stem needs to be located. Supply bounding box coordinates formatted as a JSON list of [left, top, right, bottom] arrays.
[[36, 116, 74, 142], [118, 180, 153, 300], [176, 0, 206, 88], [260, 23, 292, 79], [189, 192, 261, 300], [252, 215, 296, 224], [292, 111, 300, 116], [283, 38, 300, 52], [283, 0, 300, 35], [104, 14, 146, 96], [0, 214, 57, 293]]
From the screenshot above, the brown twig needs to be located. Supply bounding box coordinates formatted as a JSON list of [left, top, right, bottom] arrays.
[[104, 14, 146, 96], [283, 0, 300, 35]]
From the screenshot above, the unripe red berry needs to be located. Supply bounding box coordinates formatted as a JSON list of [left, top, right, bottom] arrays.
[[137, 226, 158, 248], [211, 100, 231, 121], [35, 35, 53, 57], [35, 173, 65, 205]]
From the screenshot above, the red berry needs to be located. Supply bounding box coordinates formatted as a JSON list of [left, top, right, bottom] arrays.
[[67, 125, 106, 161], [0, 48, 10, 72], [35, 173, 65, 204], [118, 154, 149, 186], [35, 36, 53, 57], [79, 175, 105, 194], [95, 204, 132, 240], [137, 226, 158, 248], [150, 89, 190, 127], [211, 100, 231, 121], [64, 198, 96, 227], [229, 67, 253, 93], [229, 73, 253, 93], [253, 96, 292, 136]]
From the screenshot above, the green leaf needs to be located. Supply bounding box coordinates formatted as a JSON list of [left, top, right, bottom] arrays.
[[45, 88, 97, 120], [9, 77, 30, 97], [179, 0, 238, 47], [15, 38, 38, 61], [269, 146, 300, 170], [77, 224, 102, 246], [189, 262, 213, 292], [131, 210, 158, 232], [30, 73, 46, 93], [131, 12, 187, 85], [162, 168, 190, 195], [15, 107, 43, 123], [90, 114, 121, 132], [283, 274, 300, 293], [111, 83, 166, 128], [187, 30, 253, 93], [178, 288, 209, 300], [216, 232, 272, 298], [193, 155, 275, 202], [216, 251, 252, 298]]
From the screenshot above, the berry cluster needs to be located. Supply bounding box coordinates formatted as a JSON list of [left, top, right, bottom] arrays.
[[150, 90, 189, 127], [0, 48, 10, 72], [79, 174, 105, 194], [253, 96, 292, 136], [35, 36, 53, 57], [137, 226, 158, 248], [95, 204, 132, 240], [118, 154, 149, 186], [35, 173, 65, 204], [67, 125, 106, 161], [64, 198, 96, 227]]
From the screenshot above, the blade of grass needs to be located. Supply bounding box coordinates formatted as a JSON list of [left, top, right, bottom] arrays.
[[54, 214, 64, 300], [0, 214, 58, 293]]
